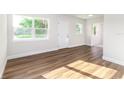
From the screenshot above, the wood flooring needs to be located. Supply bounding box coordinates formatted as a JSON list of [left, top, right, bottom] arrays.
[[3, 45, 124, 79]]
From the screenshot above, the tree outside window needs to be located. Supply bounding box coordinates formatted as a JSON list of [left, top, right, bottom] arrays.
[[13, 15, 48, 39]]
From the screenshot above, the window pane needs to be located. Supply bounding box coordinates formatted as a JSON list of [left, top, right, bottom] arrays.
[[34, 18, 43, 28], [93, 25, 96, 35], [13, 15, 32, 28], [35, 29, 47, 38], [76, 24, 82, 33], [19, 18, 32, 28], [76, 24, 80, 32], [14, 28, 32, 38], [44, 20, 48, 28], [13, 15, 49, 40], [34, 18, 48, 28]]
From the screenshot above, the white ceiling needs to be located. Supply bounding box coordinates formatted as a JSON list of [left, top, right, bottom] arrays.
[[72, 14, 103, 19]]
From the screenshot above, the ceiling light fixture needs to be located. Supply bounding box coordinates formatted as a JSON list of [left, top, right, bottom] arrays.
[[88, 14, 93, 17]]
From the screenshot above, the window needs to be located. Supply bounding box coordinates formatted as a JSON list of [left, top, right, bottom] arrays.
[[92, 24, 96, 35], [13, 15, 49, 40], [76, 23, 82, 34]]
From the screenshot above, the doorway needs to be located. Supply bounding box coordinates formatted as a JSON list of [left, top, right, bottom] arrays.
[[58, 20, 69, 49], [91, 23, 103, 47]]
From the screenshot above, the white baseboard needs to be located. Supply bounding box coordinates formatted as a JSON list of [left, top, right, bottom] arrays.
[[0, 57, 7, 79], [103, 56, 124, 66], [84, 44, 91, 46], [7, 48, 59, 60], [86, 44, 103, 48], [68, 44, 85, 48], [8, 44, 86, 60]]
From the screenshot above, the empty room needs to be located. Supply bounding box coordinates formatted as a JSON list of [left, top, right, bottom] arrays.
[[0, 14, 124, 79]]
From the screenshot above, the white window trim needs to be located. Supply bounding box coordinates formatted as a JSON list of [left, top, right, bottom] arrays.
[[13, 15, 49, 41], [76, 23, 83, 34]]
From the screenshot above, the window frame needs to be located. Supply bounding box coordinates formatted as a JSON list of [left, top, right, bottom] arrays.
[[76, 23, 83, 34], [13, 15, 49, 41], [92, 24, 97, 36]]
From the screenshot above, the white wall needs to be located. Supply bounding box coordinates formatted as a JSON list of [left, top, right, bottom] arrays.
[[7, 14, 85, 59], [85, 16, 104, 46], [58, 15, 86, 48], [103, 14, 124, 66], [0, 15, 7, 78]]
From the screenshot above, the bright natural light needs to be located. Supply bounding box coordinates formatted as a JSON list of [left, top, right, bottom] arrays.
[[76, 23, 83, 34], [43, 60, 117, 79], [13, 15, 49, 40]]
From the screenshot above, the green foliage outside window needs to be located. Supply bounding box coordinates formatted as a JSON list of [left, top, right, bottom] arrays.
[[34, 18, 48, 28], [35, 29, 47, 38], [34, 18, 43, 28], [14, 16, 48, 39], [76, 24, 82, 34], [76, 24, 80, 32], [19, 18, 32, 28], [93, 24, 96, 35]]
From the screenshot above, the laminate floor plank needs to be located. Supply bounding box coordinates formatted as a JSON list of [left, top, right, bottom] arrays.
[[3, 45, 124, 79]]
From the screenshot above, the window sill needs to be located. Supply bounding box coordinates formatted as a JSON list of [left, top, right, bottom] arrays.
[[13, 38, 49, 42]]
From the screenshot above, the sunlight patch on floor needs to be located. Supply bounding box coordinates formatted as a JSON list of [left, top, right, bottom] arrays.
[[43, 60, 117, 79], [68, 60, 117, 79], [43, 67, 92, 79]]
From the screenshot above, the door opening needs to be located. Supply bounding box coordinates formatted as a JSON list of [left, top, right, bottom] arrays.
[[91, 23, 103, 47], [58, 21, 69, 49]]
